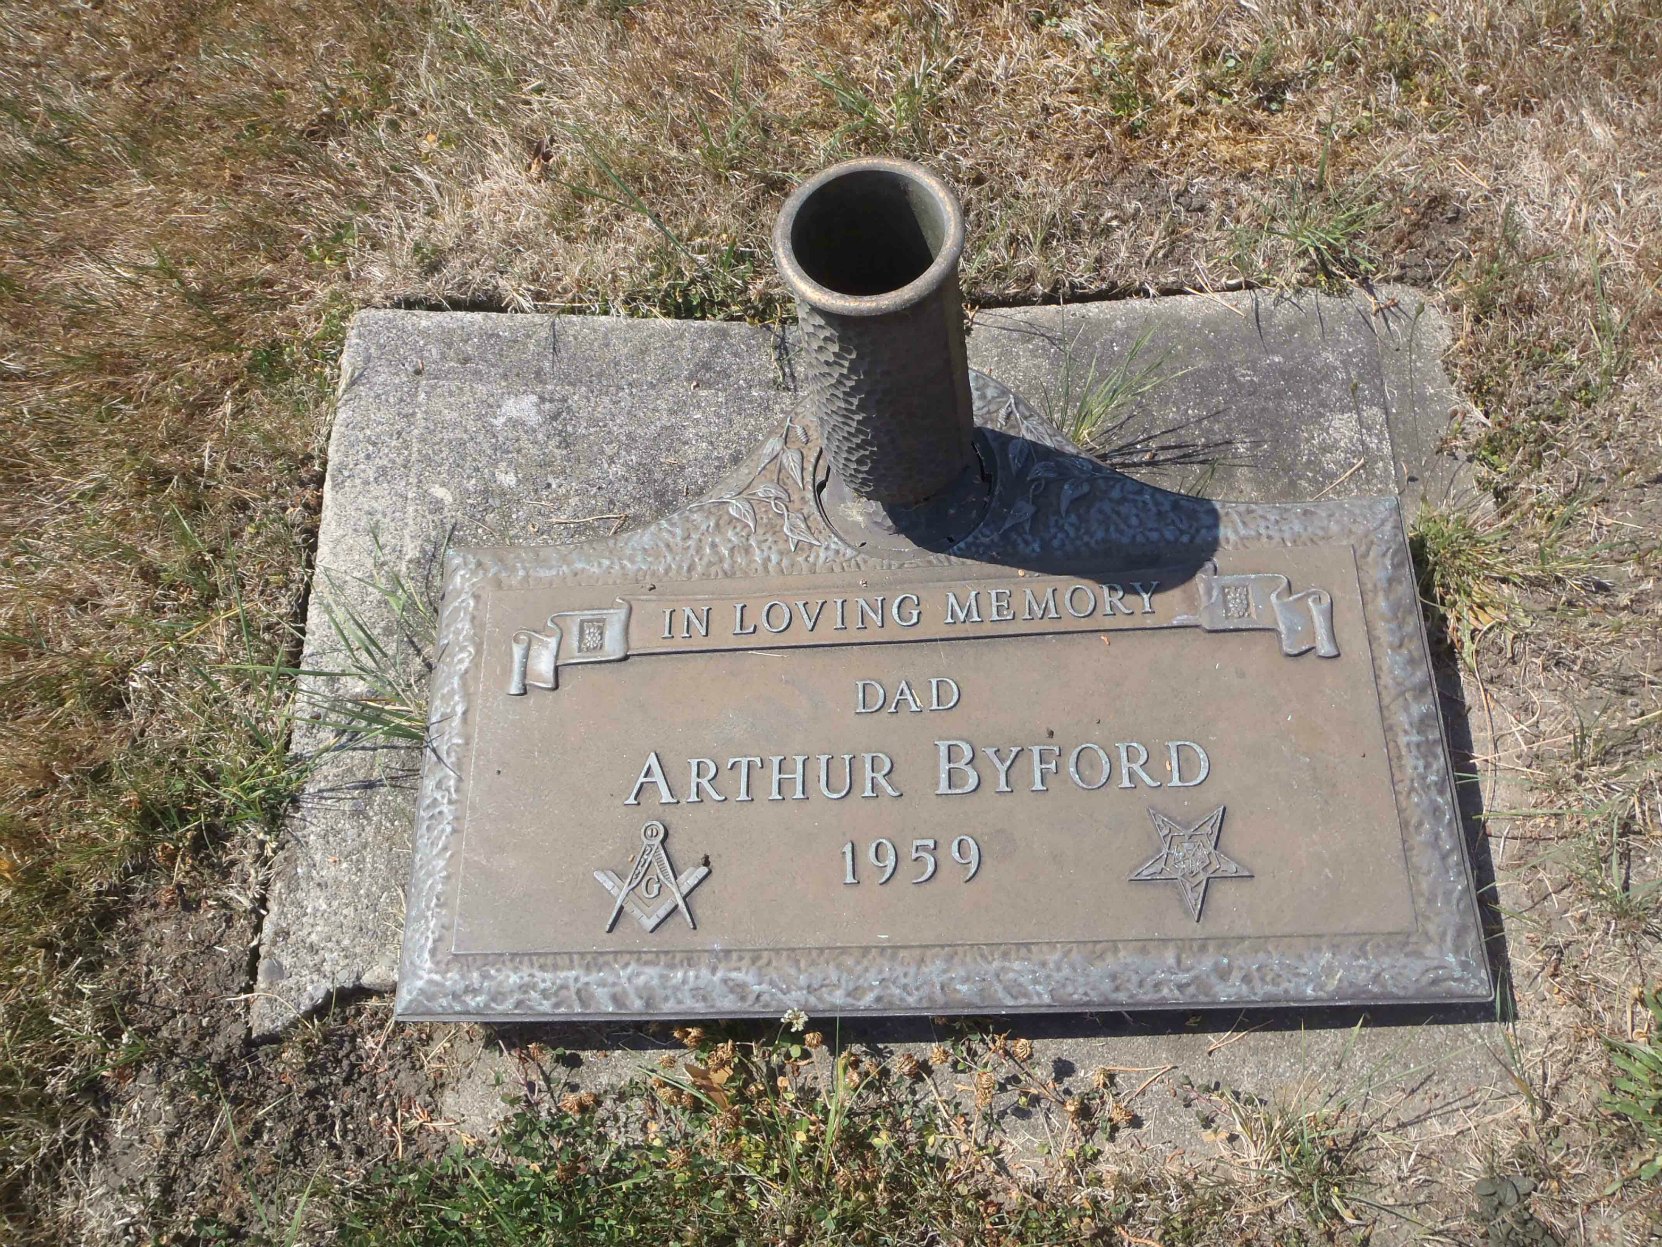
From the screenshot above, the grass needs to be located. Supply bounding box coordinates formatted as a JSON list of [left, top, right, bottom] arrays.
[[337, 1025, 1271, 1247], [1051, 324, 1189, 453], [0, 558, 310, 1205], [1564, 803, 1662, 937], [211, 1089, 325, 1247], [1602, 987, 1662, 1187], [291, 549, 438, 748], [1175, 1029, 1471, 1238], [1409, 484, 1635, 665], [1197, 1086, 1373, 1230], [1042, 323, 1246, 486], [1235, 142, 1390, 285], [0, 0, 1658, 1241], [339, 1028, 1113, 1246]]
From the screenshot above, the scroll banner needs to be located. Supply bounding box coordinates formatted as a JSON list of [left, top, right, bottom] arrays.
[[507, 560, 1337, 695]]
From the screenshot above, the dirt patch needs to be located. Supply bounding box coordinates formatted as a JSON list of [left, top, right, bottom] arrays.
[[69, 874, 445, 1243]]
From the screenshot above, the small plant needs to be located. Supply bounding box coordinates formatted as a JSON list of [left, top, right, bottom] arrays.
[[1055, 325, 1175, 448], [1410, 501, 1611, 661], [338, 1023, 1211, 1244], [1235, 139, 1387, 285], [339, 1025, 1141, 1245], [1266, 186, 1385, 282], [1196, 1085, 1373, 1230], [1410, 507, 1520, 656], [809, 53, 954, 153], [543, 124, 779, 322], [1565, 807, 1662, 935], [1602, 985, 1662, 1187], [690, 63, 760, 176], [262, 541, 437, 748], [204, 1093, 325, 1245], [1042, 325, 1241, 477]]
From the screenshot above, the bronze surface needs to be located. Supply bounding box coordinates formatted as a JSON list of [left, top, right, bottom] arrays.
[[457, 548, 1403, 955]]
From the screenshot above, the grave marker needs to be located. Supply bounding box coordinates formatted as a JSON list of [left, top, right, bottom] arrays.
[[395, 159, 1490, 1020]]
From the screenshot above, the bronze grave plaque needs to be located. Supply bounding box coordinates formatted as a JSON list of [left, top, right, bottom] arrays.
[[396, 381, 1492, 1020]]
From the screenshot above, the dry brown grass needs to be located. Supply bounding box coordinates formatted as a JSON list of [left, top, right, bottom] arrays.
[[2, 0, 1659, 1240]]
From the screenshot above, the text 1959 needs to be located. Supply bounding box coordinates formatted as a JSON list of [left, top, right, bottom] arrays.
[[842, 836, 981, 885]]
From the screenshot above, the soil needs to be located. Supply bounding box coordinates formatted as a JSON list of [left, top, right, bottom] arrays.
[[71, 862, 445, 1243]]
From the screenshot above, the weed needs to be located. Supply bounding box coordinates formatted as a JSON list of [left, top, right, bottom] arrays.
[[340, 1026, 1170, 1245], [1233, 135, 1388, 285], [1265, 185, 1386, 283], [809, 69, 887, 148], [1053, 325, 1174, 446], [296, 547, 436, 748], [205, 1092, 326, 1246], [1205, 39, 1298, 114], [1411, 507, 1524, 655], [1564, 807, 1661, 936], [1217, 1090, 1372, 1227], [1584, 258, 1634, 408], [1602, 986, 1662, 1187], [809, 51, 955, 155], [562, 125, 701, 264], [1502, 712, 1662, 955], [1456, 204, 1543, 322], [1186, 1071, 1378, 1237], [1409, 502, 1611, 660], [1040, 322, 1248, 481], [691, 63, 761, 176]]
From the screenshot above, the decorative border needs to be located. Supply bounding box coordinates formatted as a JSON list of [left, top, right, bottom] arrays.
[[398, 374, 1491, 1019]]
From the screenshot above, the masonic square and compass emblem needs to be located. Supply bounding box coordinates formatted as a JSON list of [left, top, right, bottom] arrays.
[[595, 821, 710, 933], [1128, 805, 1251, 922]]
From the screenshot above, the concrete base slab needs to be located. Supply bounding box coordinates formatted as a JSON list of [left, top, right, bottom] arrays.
[[431, 1006, 1508, 1188], [255, 288, 1485, 1053], [253, 314, 794, 1032], [968, 288, 1469, 509]]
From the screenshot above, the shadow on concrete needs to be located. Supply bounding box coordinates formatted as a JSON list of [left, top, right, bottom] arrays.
[[1420, 584, 1518, 1020], [477, 995, 1500, 1064], [814, 424, 1225, 587]]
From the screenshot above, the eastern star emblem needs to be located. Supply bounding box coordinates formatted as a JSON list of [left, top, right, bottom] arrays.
[[595, 821, 709, 933], [1128, 805, 1250, 922]]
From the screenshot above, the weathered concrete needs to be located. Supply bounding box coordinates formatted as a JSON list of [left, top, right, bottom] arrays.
[[968, 288, 1469, 509], [254, 290, 1495, 1166], [252, 313, 794, 1033]]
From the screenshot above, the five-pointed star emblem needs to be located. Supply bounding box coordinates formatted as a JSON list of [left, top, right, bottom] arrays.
[[1128, 805, 1250, 922]]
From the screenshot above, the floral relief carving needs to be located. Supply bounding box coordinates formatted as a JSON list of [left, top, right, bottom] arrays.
[[697, 416, 823, 553]]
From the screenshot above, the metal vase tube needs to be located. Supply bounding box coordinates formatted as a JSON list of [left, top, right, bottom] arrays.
[[772, 158, 977, 507]]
